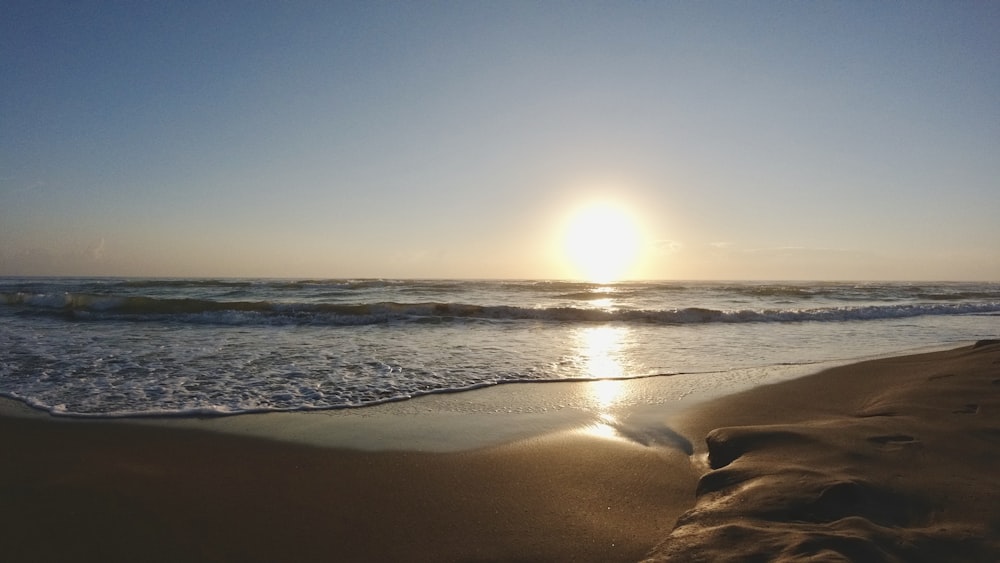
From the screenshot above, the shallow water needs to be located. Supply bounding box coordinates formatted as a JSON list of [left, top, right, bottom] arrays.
[[1, 278, 997, 416]]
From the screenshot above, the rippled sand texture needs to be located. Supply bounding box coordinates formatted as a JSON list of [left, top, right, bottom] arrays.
[[649, 341, 1000, 562]]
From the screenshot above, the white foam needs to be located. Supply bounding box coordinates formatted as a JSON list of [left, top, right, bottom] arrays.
[[1, 278, 997, 417]]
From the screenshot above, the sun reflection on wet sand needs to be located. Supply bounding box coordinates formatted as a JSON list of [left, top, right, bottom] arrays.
[[591, 378, 624, 408], [585, 412, 622, 440]]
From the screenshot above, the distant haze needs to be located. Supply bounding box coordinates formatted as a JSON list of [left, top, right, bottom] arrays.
[[2, 2, 997, 280]]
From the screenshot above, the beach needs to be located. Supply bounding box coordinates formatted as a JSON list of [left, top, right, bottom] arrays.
[[649, 339, 1000, 562], [2, 341, 999, 562]]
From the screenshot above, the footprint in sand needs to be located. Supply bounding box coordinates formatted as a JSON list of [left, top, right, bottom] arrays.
[[928, 373, 957, 381], [867, 434, 919, 447], [953, 403, 980, 415]]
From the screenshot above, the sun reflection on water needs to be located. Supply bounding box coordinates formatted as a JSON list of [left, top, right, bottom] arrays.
[[587, 285, 617, 310], [590, 297, 614, 309], [575, 325, 633, 441], [578, 325, 629, 380]]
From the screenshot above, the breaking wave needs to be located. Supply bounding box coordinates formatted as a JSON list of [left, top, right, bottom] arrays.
[[3, 291, 997, 327]]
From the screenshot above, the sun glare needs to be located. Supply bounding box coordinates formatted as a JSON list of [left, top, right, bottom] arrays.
[[563, 202, 642, 282]]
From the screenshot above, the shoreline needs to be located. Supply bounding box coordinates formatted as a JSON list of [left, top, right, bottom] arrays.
[[0, 347, 923, 452], [2, 342, 998, 561]]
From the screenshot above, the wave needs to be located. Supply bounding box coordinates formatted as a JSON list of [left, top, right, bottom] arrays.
[[120, 279, 256, 289], [555, 291, 631, 301], [716, 284, 831, 298], [915, 291, 1000, 301], [3, 291, 998, 327]]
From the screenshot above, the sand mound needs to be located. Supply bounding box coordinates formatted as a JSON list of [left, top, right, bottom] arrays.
[[647, 342, 1000, 562]]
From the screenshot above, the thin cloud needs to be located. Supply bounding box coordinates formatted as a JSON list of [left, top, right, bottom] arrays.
[[743, 246, 855, 255], [88, 238, 107, 262], [2, 180, 46, 198], [652, 239, 682, 254]]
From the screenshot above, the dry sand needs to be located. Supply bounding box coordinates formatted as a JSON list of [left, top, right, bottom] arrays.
[[1, 341, 998, 562], [649, 340, 1000, 562]]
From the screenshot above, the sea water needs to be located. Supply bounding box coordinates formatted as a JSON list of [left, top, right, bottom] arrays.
[[1, 278, 997, 417]]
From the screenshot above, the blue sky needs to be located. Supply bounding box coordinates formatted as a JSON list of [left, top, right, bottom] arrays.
[[2, 1, 997, 280]]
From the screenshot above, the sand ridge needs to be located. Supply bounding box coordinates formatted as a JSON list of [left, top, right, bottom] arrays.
[[647, 341, 1000, 562]]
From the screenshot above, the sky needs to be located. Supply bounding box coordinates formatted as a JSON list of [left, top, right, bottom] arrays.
[[2, 1, 998, 281]]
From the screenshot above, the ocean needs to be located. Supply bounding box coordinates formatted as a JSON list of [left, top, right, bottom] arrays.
[[1, 278, 997, 417]]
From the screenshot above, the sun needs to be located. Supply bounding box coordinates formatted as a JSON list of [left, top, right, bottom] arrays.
[[562, 201, 642, 283]]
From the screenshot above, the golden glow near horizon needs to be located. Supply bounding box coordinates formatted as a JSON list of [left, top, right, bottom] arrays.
[[3, 5, 998, 282], [562, 201, 643, 283]]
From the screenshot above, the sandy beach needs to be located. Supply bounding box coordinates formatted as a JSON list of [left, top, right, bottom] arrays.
[[651, 340, 1000, 562], [2, 341, 998, 562]]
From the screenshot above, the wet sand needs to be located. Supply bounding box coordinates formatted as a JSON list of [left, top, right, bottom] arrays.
[[0, 383, 698, 562], [2, 342, 998, 561]]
